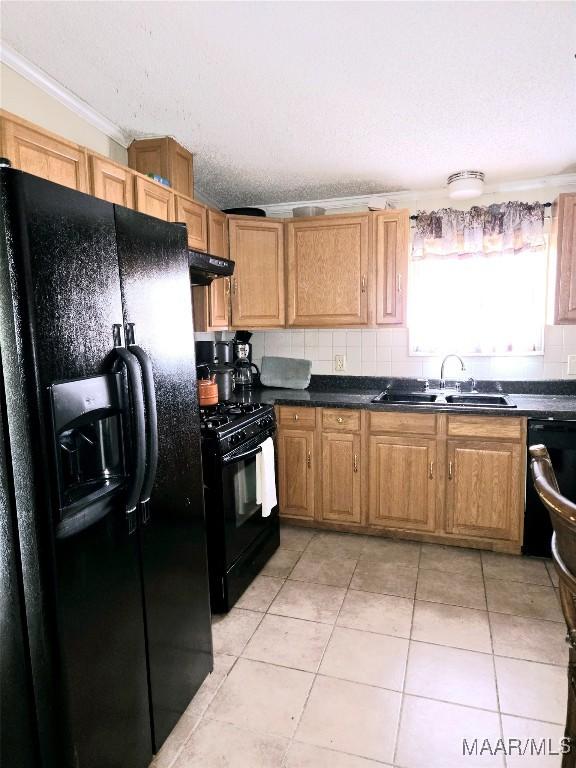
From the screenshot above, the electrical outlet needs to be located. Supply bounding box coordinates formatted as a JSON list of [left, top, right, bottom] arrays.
[[568, 355, 576, 376], [334, 354, 346, 372]]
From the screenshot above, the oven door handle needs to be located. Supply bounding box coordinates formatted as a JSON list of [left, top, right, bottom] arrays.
[[222, 445, 262, 466]]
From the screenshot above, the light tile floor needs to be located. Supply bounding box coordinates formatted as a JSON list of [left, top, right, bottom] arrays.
[[151, 527, 568, 768]]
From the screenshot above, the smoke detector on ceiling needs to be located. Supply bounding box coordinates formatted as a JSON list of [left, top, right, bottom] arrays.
[[447, 171, 485, 200]]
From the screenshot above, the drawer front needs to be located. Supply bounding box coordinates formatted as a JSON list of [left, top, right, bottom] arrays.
[[322, 408, 361, 432], [447, 415, 524, 440], [369, 410, 438, 435], [278, 406, 317, 429]]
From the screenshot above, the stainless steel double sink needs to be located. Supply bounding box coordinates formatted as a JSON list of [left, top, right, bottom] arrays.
[[372, 392, 516, 408]]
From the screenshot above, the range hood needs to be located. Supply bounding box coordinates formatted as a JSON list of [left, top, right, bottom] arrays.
[[189, 249, 235, 286]]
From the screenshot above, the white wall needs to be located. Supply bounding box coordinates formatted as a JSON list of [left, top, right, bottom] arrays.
[[0, 63, 127, 163]]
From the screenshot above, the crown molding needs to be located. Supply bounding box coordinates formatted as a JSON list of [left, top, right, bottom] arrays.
[[255, 173, 576, 217], [0, 43, 132, 148]]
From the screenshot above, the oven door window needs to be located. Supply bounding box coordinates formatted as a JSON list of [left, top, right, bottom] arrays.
[[221, 446, 271, 565], [230, 453, 259, 527]]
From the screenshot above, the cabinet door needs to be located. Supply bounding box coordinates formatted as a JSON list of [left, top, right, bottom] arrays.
[[445, 439, 522, 542], [229, 218, 285, 328], [207, 210, 230, 328], [175, 195, 207, 251], [277, 429, 315, 520], [287, 216, 369, 327], [192, 210, 231, 331], [1, 115, 88, 192], [208, 209, 228, 258], [321, 432, 361, 524], [128, 137, 193, 197], [373, 210, 409, 325], [134, 176, 174, 221], [555, 194, 576, 323], [368, 435, 436, 531], [89, 154, 134, 207]]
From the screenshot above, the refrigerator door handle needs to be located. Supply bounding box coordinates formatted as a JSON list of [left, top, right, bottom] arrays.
[[126, 323, 159, 525], [112, 343, 147, 533]]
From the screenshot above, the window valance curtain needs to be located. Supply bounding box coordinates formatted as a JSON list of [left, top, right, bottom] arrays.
[[412, 201, 546, 260]]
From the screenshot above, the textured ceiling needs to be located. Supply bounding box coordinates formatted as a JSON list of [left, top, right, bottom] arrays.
[[2, 1, 575, 208]]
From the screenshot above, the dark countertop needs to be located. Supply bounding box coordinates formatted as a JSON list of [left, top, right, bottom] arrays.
[[232, 387, 576, 419]]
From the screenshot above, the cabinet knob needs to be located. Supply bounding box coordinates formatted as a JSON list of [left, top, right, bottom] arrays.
[[337, 416, 343, 423], [361, 275, 367, 293], [397, 273, 402, 293], [232, 278, 237, 295], [293, 413, 299, 421], [448, 461, 453, 480], [429, 460, 434, 479], [307, 450, 311, 468], [353, 454, 359, 473]]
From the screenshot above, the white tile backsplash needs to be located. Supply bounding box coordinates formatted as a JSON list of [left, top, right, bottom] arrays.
[[243, 324, 576, 380], [545, 325, 564, 346], [543, 345, 564, 363]]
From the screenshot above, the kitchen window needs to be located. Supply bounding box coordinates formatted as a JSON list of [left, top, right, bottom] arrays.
[[408, 203, 548, 355]]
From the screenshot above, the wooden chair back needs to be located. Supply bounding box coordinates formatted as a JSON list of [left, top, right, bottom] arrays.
[[530, 443, 576, 766]]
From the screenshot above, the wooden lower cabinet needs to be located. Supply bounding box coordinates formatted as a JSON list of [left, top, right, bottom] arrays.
[[445, 439, 523, 542], [368, 435, 437, 532], [320, 432, 361, 524], [277, 407, 525, 552], [277, 429, 315, 520]]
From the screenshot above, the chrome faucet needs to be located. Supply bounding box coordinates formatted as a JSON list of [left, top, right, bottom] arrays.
[[440, 354, 465, 390]]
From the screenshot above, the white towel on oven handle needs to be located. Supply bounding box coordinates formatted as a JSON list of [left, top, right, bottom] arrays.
[[256, 437, 277, 517]]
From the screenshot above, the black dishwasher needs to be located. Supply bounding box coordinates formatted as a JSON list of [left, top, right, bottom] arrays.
[[525, 419, 576, 556]]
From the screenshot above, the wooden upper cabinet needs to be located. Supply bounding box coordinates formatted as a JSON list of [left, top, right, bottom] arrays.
[[208, 209, 228, 258], [287, 215, 369, 327], [555, 193, 576, 323], [175, 195, 207, 251], [89, 154, 134, 207], [229, 217, 285, 328], [373, 210, 409, 325], [192, 276, 230, 332], [206, 209, 230, 328], [277, 428, 315, 520], [368, 435, 437, 532], [445, 439, 522, 542], [320, 432, 361, 525], [128, 137, 193, 197], [1, 112, 88, 192], [193, 209, 231, 332], [134, 176, 174, 222]]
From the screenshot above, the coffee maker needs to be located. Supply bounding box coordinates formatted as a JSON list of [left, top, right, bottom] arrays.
[[233, 331, 260, 390]]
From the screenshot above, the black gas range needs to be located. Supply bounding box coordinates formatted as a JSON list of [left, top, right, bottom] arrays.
[[200, 401, 275, 455], [199, 401, 280, 612]]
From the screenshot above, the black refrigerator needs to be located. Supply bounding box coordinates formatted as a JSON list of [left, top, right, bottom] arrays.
[[0, 167, 213, 768]]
